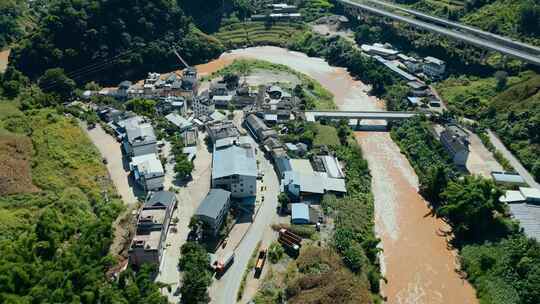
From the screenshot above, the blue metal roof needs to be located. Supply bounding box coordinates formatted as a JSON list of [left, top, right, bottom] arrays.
[[291, 203, 310, 222], [212, 145, 257, 179]]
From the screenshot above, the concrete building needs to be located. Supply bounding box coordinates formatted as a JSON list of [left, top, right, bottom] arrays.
[[245, 114, 278, 142], [130, 154, 165, 191], [440, 124, 470, 167], [316, 155, 345, 179], [193, 95, 215, 118], [361, 44, 399, 59], [158, 96, 186, 115], [281, 171, 347, 201], [212, 138, 257, 198], [129, 191, 176, 267], [165, 113, 193, 132], [423, 56, 446, 79], [123, 119, 157, 157], [206, 121, 240, 143], [194, 189, 232, 236], [117, 81, 132, 99]]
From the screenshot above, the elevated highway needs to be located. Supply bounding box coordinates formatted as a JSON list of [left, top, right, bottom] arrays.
[[338, 0, 540, 66], [362, 0, 540, 56]]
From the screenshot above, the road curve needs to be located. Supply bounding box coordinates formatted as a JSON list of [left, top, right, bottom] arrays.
[[338, 0, 540, 66]]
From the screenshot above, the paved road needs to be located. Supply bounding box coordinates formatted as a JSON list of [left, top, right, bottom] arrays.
[[487, 130, 540, 190], [209, 149, 280, 304], [339, 0, 540, 65], [361, 0, 540, 55]]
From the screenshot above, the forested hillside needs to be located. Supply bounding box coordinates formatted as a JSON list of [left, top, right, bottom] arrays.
[[9, 0, 224, 84], [0, 0, 32, 49], [393, 0, 540, 46]]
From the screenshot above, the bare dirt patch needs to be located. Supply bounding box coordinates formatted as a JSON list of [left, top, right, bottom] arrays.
[[0, 131, 39, 195], [0, 49, 10, 73]]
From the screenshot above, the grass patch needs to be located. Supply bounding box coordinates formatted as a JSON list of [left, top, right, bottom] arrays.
[[313, 123, 340, 147], [208, 58, 335, 110]]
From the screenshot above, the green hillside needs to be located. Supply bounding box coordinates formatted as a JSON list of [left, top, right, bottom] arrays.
[[214, 22, 306, 49], [436, 71, 540, 181], [396, 0, 540, 46], [0, 101, 166, 303]]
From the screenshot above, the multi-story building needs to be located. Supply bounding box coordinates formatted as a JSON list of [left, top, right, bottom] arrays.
[[194, 189, 232, 236], [123, 120, 157, 157], [212, 137, 257, 198], [206, 121, 240, 143], [193, 95, 215, 118], [129, 191, 176, 267], [423, 56, 446, 79], [129, 154, 165, 191]]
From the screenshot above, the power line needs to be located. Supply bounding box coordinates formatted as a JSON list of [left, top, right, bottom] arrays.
[[40, 5, 225, 91]]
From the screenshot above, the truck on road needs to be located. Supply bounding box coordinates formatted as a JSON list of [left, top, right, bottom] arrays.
[[254, 248, 267, 278], [213, 251, 235, 278]]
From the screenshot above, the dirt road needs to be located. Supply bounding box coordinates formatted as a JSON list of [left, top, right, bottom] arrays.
[[83, 123, 138, 205]]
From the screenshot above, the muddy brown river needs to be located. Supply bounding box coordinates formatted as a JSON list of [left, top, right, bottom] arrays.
[[196, 46, 478, 304]]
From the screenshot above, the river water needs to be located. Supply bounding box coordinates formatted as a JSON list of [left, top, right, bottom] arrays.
[[196, 46, 477, 304]]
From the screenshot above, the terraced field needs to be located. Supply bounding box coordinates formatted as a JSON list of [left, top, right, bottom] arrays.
[[214, 22, 305, 48]]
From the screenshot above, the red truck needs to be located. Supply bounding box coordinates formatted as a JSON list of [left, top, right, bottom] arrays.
[[213, 251, 235, 278], [278, 228, 302, 253]]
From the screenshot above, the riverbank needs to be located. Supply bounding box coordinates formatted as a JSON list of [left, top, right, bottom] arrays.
[[194, 46, 477, 303]]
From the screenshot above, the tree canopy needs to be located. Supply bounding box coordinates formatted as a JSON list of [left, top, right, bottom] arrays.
[[10, 0, 223, 84]]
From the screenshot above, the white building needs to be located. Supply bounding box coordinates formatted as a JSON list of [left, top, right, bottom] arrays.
[[123, 120, 157, 157], [423, 56, 446, 79], [212, 137, 257, 198], [130, 154, 165, 191]]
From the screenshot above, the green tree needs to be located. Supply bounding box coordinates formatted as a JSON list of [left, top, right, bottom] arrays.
[[268, 242, 284, 264], [38, 68, 75, 100], [440, 176, 509, 245]]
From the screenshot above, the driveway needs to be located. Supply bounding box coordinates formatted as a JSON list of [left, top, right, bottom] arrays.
[[488, 130, 540, 189]]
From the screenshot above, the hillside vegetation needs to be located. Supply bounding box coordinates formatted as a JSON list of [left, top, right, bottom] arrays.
[[0, 101, 166, 303], [436, 71, 540, 181], [9, 0, 224, 84], [214, 22, 306, 49], [395, 0, 540, 46]]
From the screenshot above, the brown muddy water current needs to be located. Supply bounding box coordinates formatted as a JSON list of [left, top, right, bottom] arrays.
[[196, 47, 478, 304]]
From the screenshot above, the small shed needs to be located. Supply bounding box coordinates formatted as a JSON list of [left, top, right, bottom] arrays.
[[291, 203, 310, 225]]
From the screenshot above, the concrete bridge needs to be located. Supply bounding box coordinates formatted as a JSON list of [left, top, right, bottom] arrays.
[[304, 110, 422, 122]]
